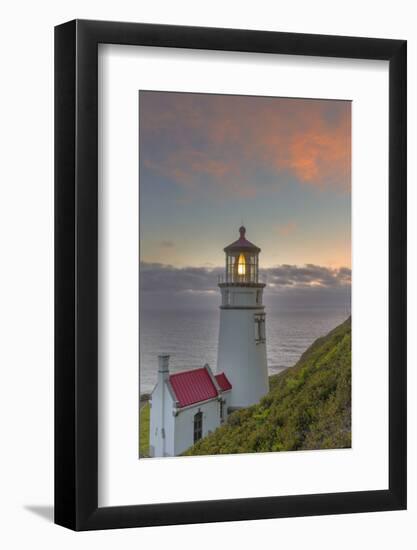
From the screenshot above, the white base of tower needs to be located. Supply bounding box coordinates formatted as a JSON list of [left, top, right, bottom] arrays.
[[217, 302, 269, 409]]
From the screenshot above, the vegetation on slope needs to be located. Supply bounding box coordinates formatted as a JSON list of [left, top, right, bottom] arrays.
[[139, 402, 150, 458], [184, 317, 351, 456]]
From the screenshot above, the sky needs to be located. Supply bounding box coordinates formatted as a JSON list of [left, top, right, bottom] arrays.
[[139, 91, 351, 310]]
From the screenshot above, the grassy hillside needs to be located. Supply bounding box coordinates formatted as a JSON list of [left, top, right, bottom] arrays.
[[139, 402, 150, 458], [184, 317, 351, 456]]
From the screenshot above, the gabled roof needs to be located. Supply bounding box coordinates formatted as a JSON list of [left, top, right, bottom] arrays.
[[215, 373, 232, 392], [169, 367, 232, 408]]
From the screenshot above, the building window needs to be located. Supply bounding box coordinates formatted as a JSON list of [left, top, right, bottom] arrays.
[[220, 400, 224, 422], [193, 411, 203, 443], [254, 313, 266, 344]]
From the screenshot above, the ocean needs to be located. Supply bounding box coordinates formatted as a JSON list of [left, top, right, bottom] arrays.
[[139, 305, 350, 393]]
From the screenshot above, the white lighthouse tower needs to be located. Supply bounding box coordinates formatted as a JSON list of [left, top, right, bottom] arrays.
[[217, 226, 269, 409]]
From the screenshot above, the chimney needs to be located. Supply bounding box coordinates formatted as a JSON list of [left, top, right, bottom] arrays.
[[158, 354, 170, 384], [156, 354, 170, 456]]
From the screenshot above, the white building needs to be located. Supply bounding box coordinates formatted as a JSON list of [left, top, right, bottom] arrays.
[[148, 226, 269, 457], [149, 356, 232, 457]]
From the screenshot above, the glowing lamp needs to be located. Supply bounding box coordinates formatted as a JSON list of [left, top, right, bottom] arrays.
[[237, 253, 246, 276]]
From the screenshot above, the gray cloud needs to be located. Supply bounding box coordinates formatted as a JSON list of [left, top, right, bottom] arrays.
[[140, 263, 222, 293], [140, 262, 351, 294], [265, 264, 351, 288]]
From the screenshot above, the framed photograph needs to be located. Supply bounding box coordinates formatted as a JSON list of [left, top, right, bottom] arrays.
[[55, 20, 406, 530]]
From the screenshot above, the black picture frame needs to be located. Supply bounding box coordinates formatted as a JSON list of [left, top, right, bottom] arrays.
[[55, 19, 407, 531]]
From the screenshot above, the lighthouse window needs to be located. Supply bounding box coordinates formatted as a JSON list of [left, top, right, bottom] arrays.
[[226, 255, 233, 282], [193, 412, 203, 443], [254, 313, 266, 344]]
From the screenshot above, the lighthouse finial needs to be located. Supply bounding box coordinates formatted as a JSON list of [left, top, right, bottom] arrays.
[[239, 225, 246, 238]]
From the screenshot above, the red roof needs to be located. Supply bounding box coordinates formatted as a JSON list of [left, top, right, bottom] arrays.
[[224, 226, 260, 253], [169, 368, 232, 408], [215, 373, 232, 392]]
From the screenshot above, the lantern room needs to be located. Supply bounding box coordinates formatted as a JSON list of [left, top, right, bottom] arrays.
[[223, 226, 261, 284]]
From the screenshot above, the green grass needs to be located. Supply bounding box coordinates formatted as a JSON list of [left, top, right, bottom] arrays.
[[184, 317, 351, 456], [139, 403, 150, 458]]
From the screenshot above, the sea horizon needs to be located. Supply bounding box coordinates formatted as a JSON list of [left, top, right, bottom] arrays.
[[139, 303, 351, 394]]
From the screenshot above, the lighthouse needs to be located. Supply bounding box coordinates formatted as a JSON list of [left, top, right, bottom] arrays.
[[217, 226, 269, 409]]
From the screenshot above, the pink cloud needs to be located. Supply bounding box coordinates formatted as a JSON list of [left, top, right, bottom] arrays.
[[140, 93, 351, 197], [276, 221, 297, 236]]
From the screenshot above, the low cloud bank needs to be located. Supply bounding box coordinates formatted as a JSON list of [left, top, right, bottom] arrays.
[[140, 262, 351, 311], [141, 262, 350, 292]]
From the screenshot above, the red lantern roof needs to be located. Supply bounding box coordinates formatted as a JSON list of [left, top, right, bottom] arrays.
[[224, 226, 260, 253], [169, 368, 232, 408]]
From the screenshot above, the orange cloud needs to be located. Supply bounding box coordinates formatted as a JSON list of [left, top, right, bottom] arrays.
[[140, 92, 351, 197], [276, 221, 297, 236]]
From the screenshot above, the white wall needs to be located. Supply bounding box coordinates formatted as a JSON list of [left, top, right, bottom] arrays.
[[218, 306, 268, 407], [151, 386, 227, 456], [0, 1, 416, 549], [149, 381, 176, 457], [174, 399, 221, 455]]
